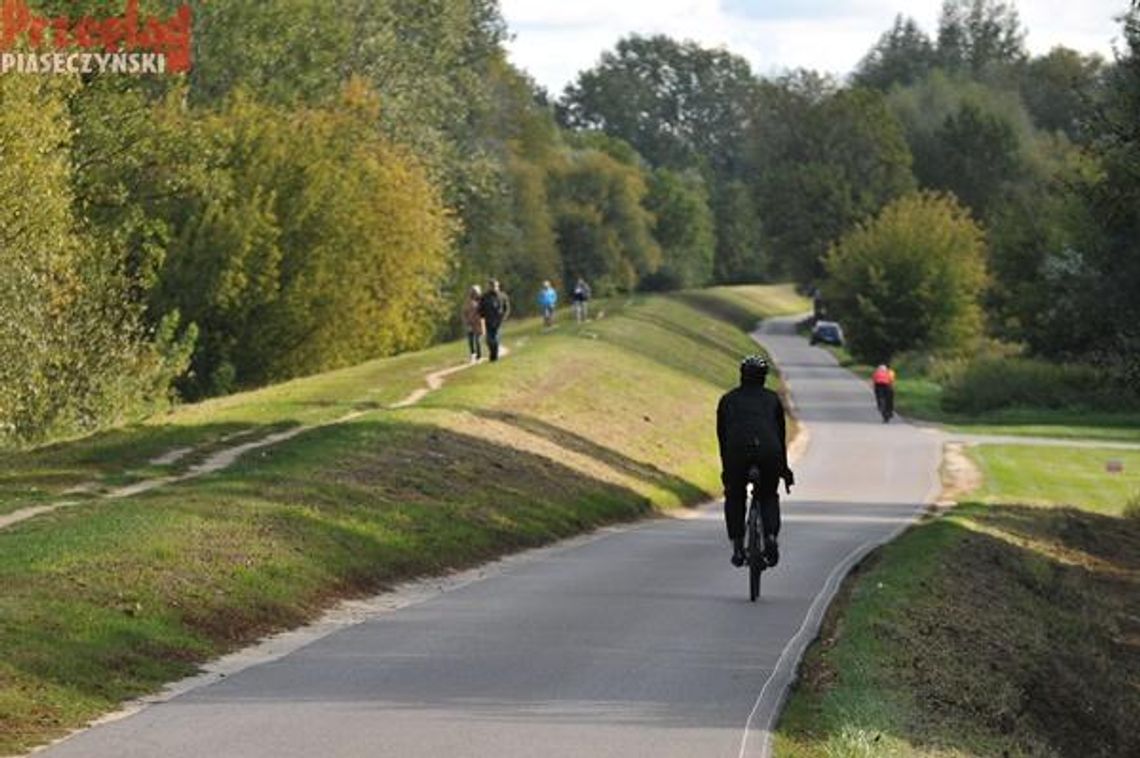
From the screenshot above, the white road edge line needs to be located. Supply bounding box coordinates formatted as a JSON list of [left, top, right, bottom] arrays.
[[738, 536, 879, 758], [742, 462, 943, 758], [739, 316, 945, 758]]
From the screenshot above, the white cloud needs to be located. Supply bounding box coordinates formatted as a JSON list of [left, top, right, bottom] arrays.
[[501, 0, 1130, 94]]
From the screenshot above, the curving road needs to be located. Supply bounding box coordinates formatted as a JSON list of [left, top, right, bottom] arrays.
[[38, 316, 943, 758]]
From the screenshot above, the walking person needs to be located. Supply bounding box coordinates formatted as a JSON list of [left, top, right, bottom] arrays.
[[478, 278, 511, 362], [462, 285, 484, 363], [537, 280, 558, 328], [571, 277, 591, 323]]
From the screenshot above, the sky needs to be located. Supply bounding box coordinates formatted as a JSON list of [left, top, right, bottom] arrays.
[[500, 0, 1132, 95]]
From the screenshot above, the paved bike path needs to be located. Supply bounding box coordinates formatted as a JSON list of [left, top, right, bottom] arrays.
[[39, 317, 943, 758]]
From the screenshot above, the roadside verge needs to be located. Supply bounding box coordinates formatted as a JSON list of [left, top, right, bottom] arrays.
[[773, 439, 1140, 757]]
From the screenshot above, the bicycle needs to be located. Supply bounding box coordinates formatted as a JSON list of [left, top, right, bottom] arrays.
[[745, 464, 769, 602], [874, 385, 894, 423]]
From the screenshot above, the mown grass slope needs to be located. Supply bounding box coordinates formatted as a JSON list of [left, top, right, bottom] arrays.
[[0, 286, 806, 755]]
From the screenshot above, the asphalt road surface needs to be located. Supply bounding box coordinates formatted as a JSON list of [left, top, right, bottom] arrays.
[[40, 316, 943, 758]]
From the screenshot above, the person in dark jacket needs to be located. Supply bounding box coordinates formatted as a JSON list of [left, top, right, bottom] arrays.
[[478, 278, 511, 362], [716, 355, 794, 568]]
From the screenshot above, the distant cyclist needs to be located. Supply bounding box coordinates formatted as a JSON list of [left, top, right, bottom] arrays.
[[717, 356, 794, 568], [872, 363, 896, 422]]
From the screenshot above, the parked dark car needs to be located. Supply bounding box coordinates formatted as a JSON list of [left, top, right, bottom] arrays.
[[810, 320, 844, 346]]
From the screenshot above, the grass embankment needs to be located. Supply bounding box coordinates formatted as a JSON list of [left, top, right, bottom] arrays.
[[0, 285, 808, 755], [775, 443, 1140, 757], [816, 342, 1140, 444]]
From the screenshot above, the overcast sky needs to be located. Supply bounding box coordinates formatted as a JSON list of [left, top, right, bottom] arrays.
[[501, 0, 1132, 95]]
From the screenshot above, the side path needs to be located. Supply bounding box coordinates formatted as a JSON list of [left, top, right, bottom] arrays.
[[0, 349, 510, 532], [37, 316, 944, 758]]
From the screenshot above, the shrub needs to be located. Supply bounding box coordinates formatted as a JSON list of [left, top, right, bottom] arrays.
[[824, 191, 987, 363], [940, 356, 1113, 414]]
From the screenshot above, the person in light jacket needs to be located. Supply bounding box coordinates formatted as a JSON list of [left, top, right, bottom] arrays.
[[537, 280, 558, 328]]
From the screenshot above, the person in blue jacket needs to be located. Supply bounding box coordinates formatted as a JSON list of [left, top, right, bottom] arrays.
[[537, 280, 558, 328]]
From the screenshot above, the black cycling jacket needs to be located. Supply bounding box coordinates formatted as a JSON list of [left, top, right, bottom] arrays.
[[716, 381, 788, 473]]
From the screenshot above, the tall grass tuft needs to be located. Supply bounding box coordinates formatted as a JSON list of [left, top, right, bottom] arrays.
[[1124, 491, 1140, 521]]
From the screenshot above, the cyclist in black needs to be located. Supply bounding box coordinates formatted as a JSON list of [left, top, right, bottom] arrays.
[[717, 356, 794, 568]]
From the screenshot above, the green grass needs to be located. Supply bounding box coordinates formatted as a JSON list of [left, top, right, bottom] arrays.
[[0, 342, 467, 516], [0, 284, 807, 518], [970, 445, 1140, 516], [775, 445, 1140, 757], [676, 284, 811, 330], [941, 412, 1140, 444], [0, 285, 797, 755]]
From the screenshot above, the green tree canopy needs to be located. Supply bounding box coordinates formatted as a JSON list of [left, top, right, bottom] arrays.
[[1022, 46, 1105, 141], [936, 0, 1028, 77], [548, 148, 662, 294], [754, 82, 915, 284], [854, 14, 937, 91], [824, 192, 987, 362], [153, 84, 454, 395], [0, 74, 191, 443], [889, 71, 1033, 220], [558, 34, 757, 178], [1079, 6, 1140, 388], [644, 168, 716, 290]]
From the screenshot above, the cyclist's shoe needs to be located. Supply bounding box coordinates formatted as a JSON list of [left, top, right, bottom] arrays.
[[731, 537, 746, 567], [763, 536, 779, 567]]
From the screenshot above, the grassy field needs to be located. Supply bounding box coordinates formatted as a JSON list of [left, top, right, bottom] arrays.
[[774, 443, 1140, 757], [971, 445, 1140, 515], [0, 285, 808, 755]]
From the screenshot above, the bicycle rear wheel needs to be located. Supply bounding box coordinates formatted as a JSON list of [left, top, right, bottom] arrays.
[[747, 506, 763, 602]]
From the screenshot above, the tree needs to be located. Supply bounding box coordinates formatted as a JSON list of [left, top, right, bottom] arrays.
[[456, 57, 563, 318], [643, 168, 716, 290], [824, 192, 987, 362], [558, 35, 758, 178], [888, 71, 1033, 220], [1022, 47, 1105, 141], [984, 139, 1106, 357], [854, 15, 937, 91], [153, 84, 454, 395], [936, 0, 1028, 77], [925, 100, 1023, 215], [1077, 6, 1140, 389], [548, 148, 661, 295], [710, 179, 766, 284], [190, 0, 510, 318], [0, 74, 191, 443], [754, 82, 915, 284]]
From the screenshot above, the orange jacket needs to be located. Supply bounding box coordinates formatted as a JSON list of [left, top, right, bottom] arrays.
[[872, 366, 896, 386]]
